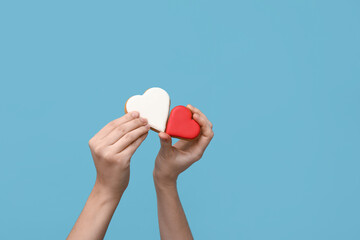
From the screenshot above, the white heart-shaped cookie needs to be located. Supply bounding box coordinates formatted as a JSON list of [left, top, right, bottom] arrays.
[[125, 87, 170, 132]]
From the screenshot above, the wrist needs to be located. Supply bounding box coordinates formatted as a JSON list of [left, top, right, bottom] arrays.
[[153, 171, 177, 190], [93, 180, 123, 203]]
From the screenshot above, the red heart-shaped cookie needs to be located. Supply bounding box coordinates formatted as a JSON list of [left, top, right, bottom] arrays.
[[165, 105, 200, 139]]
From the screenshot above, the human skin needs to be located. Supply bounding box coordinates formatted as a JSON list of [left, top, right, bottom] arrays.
[[67, 111, 150, 240], [153, 104, 214, 240]]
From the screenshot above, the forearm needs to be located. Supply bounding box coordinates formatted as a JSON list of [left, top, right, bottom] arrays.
[[154, 177, 193, 240], [67, 181, 122, 240]]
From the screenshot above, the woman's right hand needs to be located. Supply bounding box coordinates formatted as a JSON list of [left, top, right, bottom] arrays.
[[89, 111, 150, 200]]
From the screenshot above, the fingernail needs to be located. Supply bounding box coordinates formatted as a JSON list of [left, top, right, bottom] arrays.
[[146, 124, 151, 130], [131, 112, 139, 118], [140, 117, 148, 124]]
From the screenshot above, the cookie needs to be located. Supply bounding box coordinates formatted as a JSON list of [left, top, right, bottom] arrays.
[[165, 105, 200, 139], [125, 87, 170, 132]]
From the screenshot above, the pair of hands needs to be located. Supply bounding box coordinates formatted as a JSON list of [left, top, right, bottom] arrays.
[[88, 104, 214, 200]]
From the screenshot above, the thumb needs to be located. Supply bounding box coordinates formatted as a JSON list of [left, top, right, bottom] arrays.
[[159, 132, 172, 149]]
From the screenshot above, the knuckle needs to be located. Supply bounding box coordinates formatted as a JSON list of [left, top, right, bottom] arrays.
[[123, 133, 133, 142], [117, 152, 125, 159], [117, 126, 126, 135], [140, 125, 149, 133], [120, 158, 131, 168], [125, 112, 132, 118], [103, 151, 114, 161], [195, 152, 203, 161], [135, 118, 145, 126], [93, 145, 104, 156], [194, 107, 202, 114], [108, 120, 117, 128], [204, 134, 210, 140], [209, 130, 214, 138], [125, 113, 135, 121], [88, 138, 96, 148]]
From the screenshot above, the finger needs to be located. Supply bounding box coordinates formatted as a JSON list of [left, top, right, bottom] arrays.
[[187, 113, 214, 159], [119, 132, 148, 158], [159, 132, 172, 149], [96, 112, 140, 140], [111, 124, 151, 152], [187, 104, 213, 129], [193, 113, 213, 138], [104, 117, 149, 145], [174, 106, 213, 150]]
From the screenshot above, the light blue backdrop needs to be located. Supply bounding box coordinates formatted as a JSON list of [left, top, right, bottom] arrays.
[[1, 1, 359, 239]]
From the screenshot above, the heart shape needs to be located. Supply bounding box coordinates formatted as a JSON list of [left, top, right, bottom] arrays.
[[165, 105, 200, 139], [125, 87, 170, 132]]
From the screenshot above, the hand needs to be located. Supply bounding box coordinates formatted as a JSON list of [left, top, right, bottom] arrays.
[[153, 105, 214, 186], [89, 111, 150, 200]]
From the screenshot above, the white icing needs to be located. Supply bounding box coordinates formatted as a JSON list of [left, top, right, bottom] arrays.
[[125, 87, 170, 132]]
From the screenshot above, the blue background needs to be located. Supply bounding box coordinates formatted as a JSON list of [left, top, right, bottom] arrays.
[[1, 1, 359, 239]]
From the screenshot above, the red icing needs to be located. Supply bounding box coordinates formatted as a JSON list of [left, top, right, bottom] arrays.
[[165, 105, 200, 139]]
